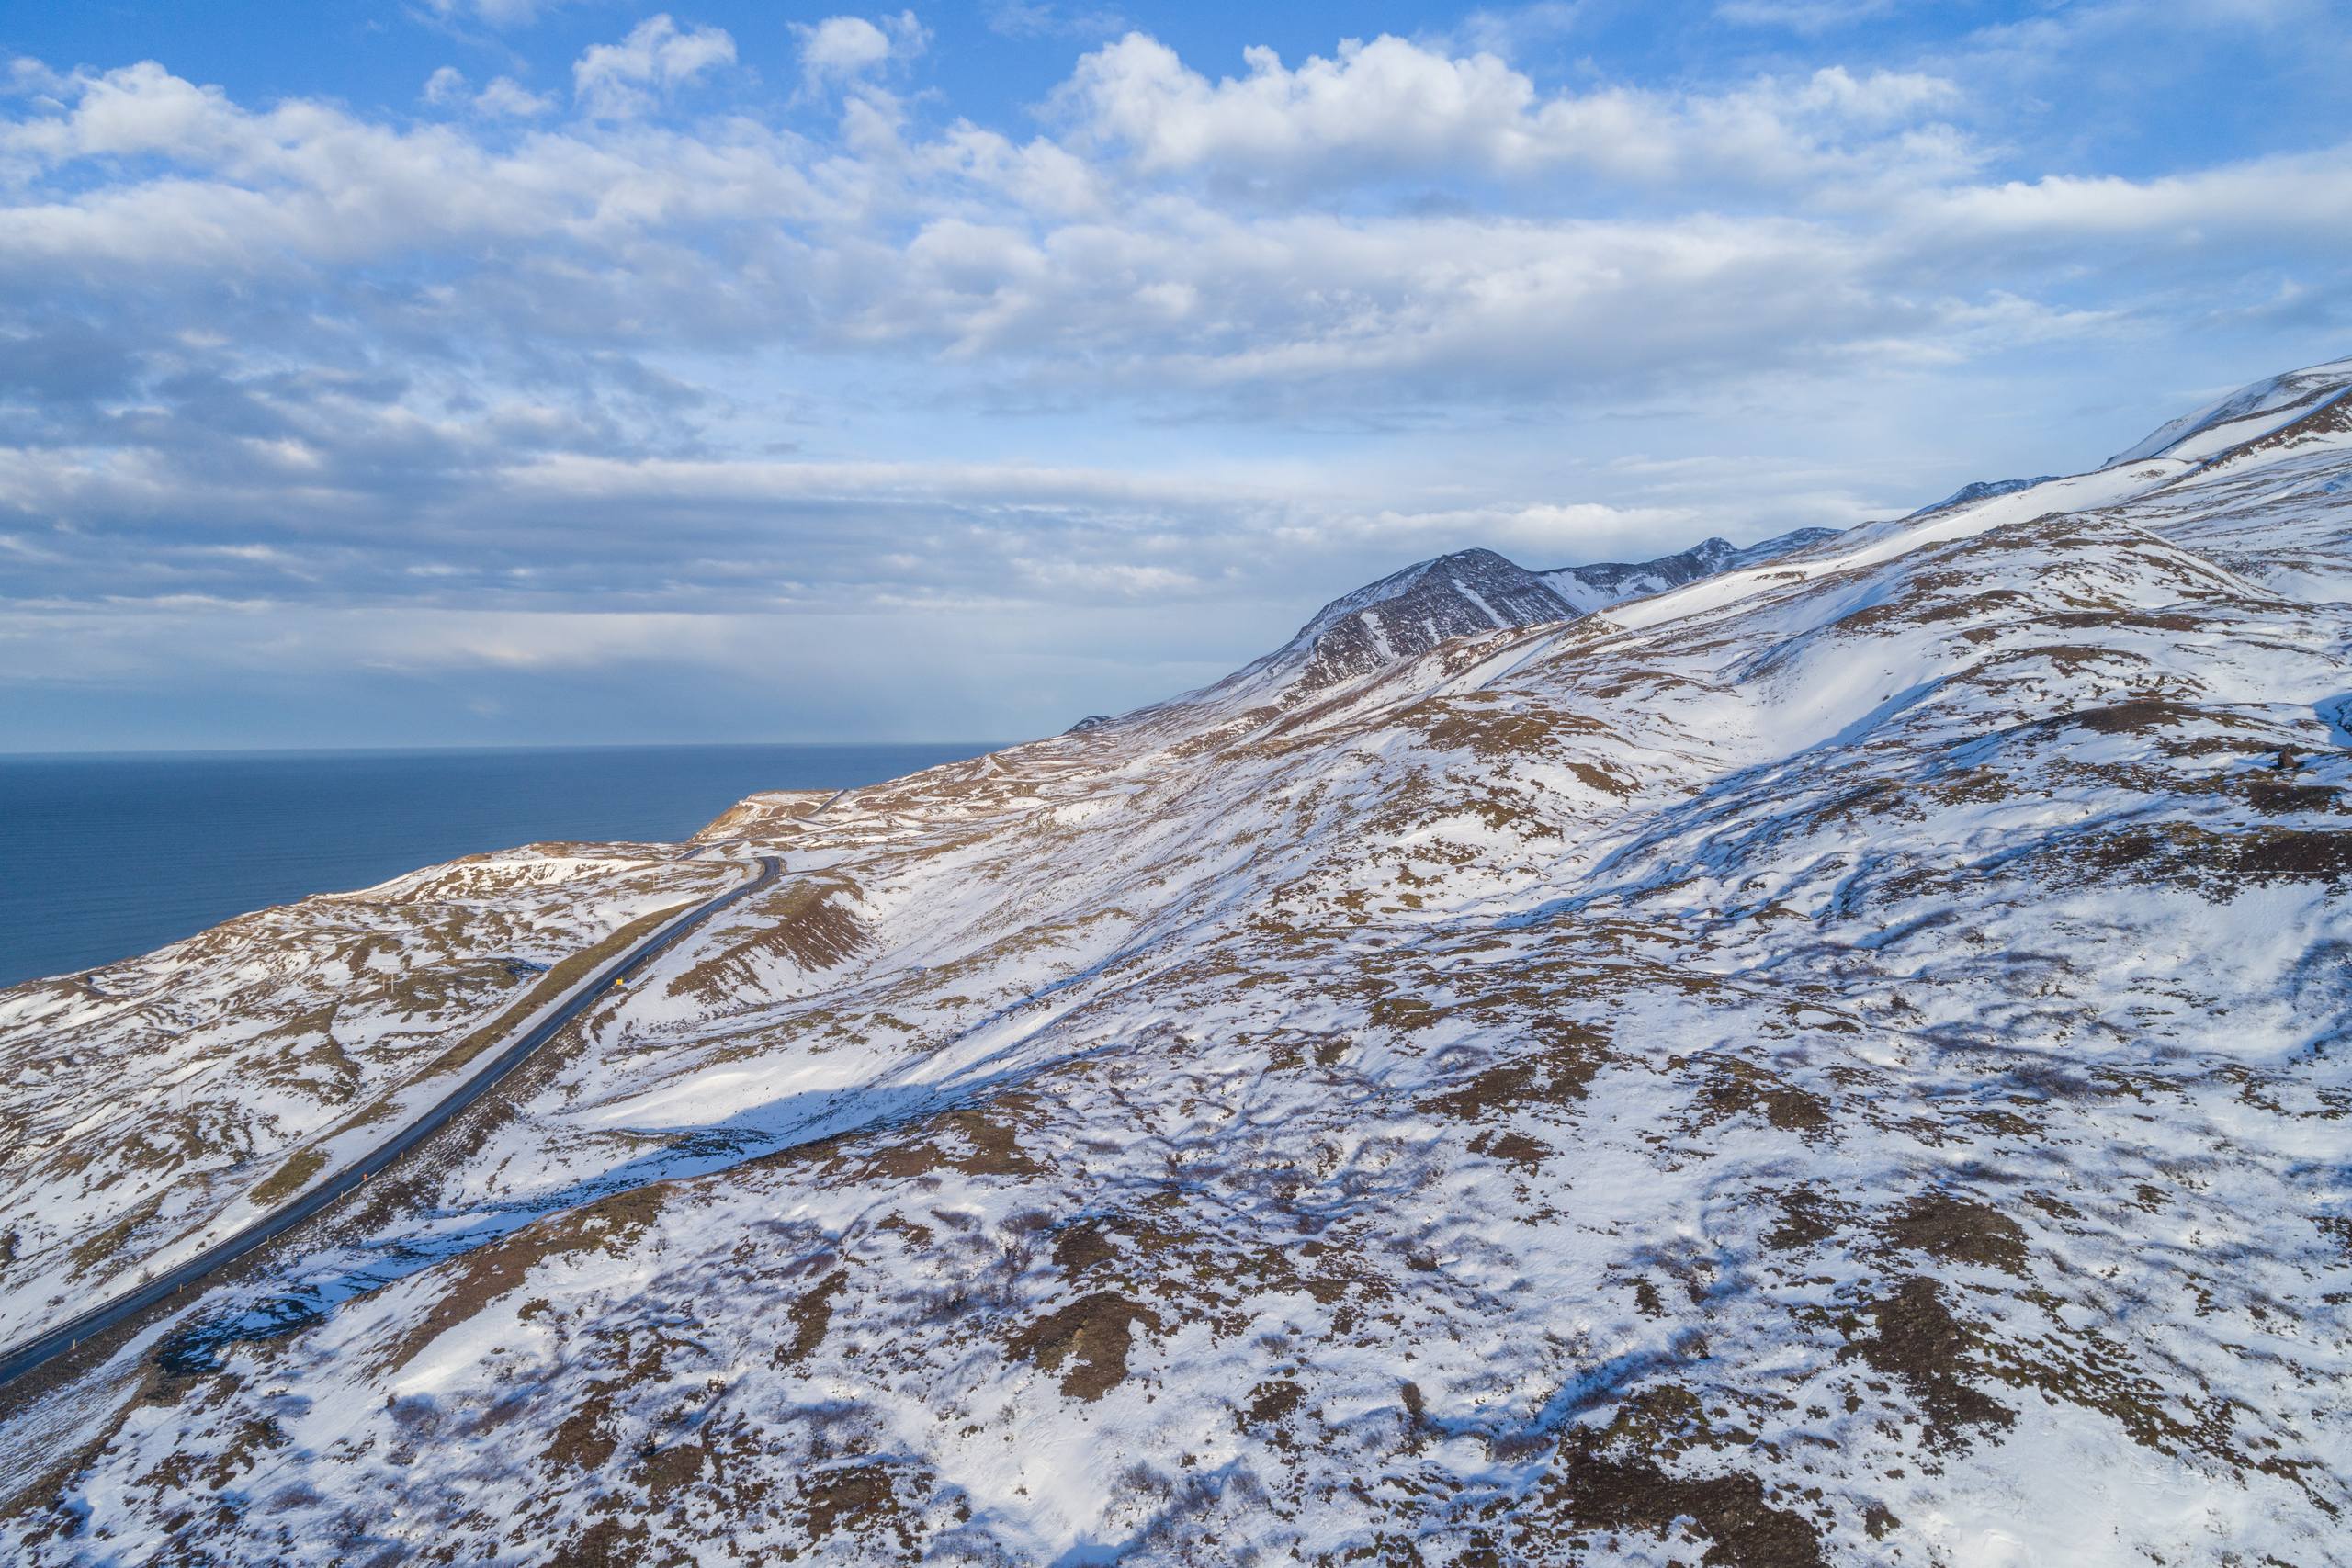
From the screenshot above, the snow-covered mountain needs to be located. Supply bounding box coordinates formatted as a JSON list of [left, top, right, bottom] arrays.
[[5, 355, 2352, 1566], [1102, 531, 1839, 726]]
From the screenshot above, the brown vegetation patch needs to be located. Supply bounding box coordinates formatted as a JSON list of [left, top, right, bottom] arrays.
[[777, 1269, 848, 1366], [1882, 1192, 2028, 1276], [2235, 829, 2352, 882], [2050, 820, 2352, 887], [67, 1193, 165, 1280], [1835, 585, 2030, 637], [1242, 1378, 1306, 1428], [695, 789, 836, 840], [2211, 382, 2352, 463], [1694, 1058, 1830, 1134], [246, 1003, 361, 1103], [1591, 1382, 1758, 1464], [543, 1384, 625, 1472], [1566, 761, 1634, 796], [1537, 1427, 1826, 1567], [2043, 608, 2203, 633], [1468, 1129, 1551, 1171], [802, 1461, 926, 1556], [549, 1517, 650, 1567], [1030, 1203, 1310, 1340], [2244, 780, 2344, 816], [249, 1145, 329, 1206], [828, 1100, 1047, 1183], [1366, 992, 1442, 1035], [1764, 1187, 1853, 1253], [666, 875, 868, 1003], [1050, 1218, 1119, 1276], [1417, 702, 1608, 759], [1419, 1018, 1613, 1121], [381, 1184, 669, 1373], [373, 960, 520, 1020], [633, 1439, 707, 1505], [1838, 1276, 2015, 1450], [1817, 779, 1908, 826], [2068, 698, 2250, 738], [1005, 1292, 1164, 1400], [1982, 1320, 2235, 1464]]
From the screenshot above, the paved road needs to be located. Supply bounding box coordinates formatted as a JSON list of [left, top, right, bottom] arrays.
[[0, 853, 781, 1392]]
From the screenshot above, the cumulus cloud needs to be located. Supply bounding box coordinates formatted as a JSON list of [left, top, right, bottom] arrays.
[[475, 76, 556, 118], [791, 11, 929, 92], [573, 14, 737, 119], [1051, 31, 1967, 192], [424, 67, 553, 118]]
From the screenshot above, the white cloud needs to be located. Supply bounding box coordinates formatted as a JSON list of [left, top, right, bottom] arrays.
[[796, 17, 890, 81], [1910, 151, 2352, 242], [473, 76, 555, 118], [3, 46, 2337, 399], [793, 12, 929, 89], [6, 56, 66, 96], [573, 15, 737, 120], [422, 67, 550, 118], [1054, 32, 1965, 189]]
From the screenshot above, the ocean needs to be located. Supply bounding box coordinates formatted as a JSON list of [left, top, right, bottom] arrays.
[[0, 742, 998, 989]]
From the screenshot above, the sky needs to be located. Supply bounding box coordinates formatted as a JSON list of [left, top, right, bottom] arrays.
[[3, 0, 2349, 750]]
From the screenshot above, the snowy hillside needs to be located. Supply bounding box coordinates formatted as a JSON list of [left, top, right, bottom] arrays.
[[3, 355, 2350, 1566]]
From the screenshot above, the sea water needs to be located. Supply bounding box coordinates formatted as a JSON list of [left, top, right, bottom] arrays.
[[0, 742, 996, 987]]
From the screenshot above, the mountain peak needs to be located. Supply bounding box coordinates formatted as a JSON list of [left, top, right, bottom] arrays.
[[1282, 547, 1573, 691]]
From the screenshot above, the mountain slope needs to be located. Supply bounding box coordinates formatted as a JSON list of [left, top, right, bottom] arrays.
[[3, 356, 2351, 1566]]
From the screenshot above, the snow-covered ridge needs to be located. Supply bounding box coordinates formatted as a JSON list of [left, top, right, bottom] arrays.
[[1540, 526, 1837, 613], [1901, 475, 2057, 520], [2105, 352, 2352, 467]]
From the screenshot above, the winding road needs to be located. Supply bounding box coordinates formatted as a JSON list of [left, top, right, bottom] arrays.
[[0, 852, 782, 1392]]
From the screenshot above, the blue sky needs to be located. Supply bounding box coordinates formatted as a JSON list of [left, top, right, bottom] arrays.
[[3, 0, 2348, 750]]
